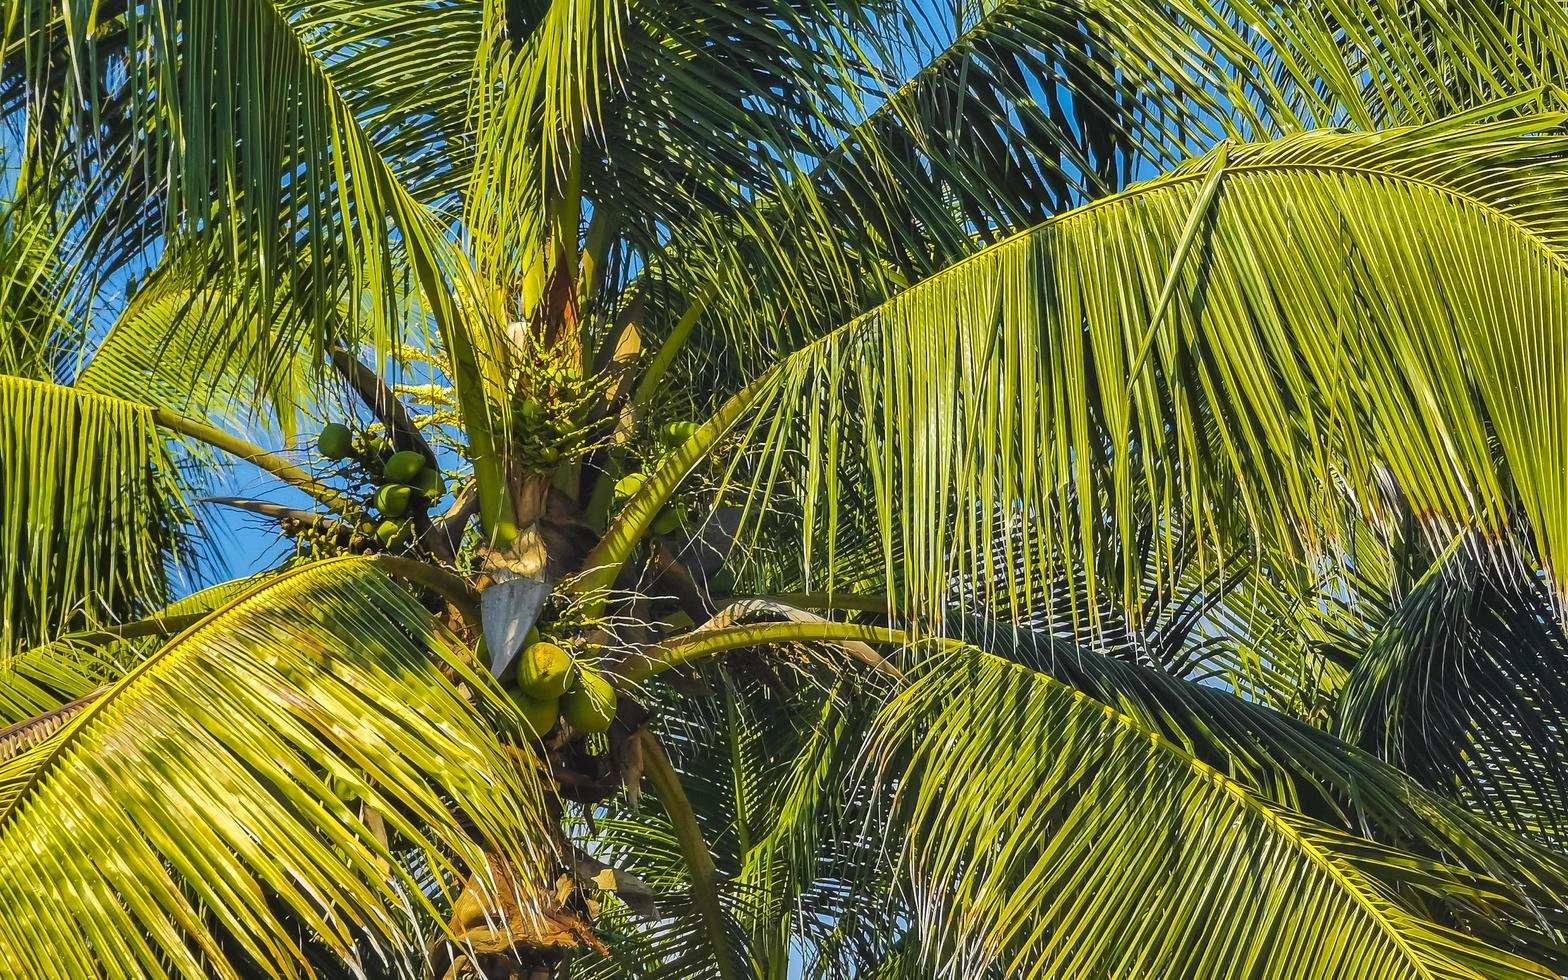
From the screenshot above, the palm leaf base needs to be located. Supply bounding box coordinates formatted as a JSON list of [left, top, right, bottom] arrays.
[[434, 855, 608, 980]]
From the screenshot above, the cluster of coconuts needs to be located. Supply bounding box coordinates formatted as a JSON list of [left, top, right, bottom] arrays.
[[505, 631, 618, 741], [317, 422, 445, 551], [613, 419, 702, 535]]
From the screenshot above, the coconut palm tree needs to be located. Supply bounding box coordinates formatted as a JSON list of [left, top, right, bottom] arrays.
[[5, 0, 1568, 976]]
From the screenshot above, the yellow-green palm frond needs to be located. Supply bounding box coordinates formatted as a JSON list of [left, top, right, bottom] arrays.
[[0, 572, 278, 729], [717, 111, 1568, 628], [641, 0, 1568, 385], [0, 193, 76, 382], [0, 556, 552, 979], [0, 376, 188, 652], [74, 256, 319, 436], [870, 646, 1566, 978]]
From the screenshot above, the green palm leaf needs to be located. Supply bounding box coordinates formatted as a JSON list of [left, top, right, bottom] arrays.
[[74, 261, 318, 434], [871, 646, 1562, 978], [0, 556, 551, 979], [717, 111, 1568, 625], [0, 573, 274, 729], [0, 375, 188, 651], [6, 0, 500, 428], [642, 0, 1568, 383]]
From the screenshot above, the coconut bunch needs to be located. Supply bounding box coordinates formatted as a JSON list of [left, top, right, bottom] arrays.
[[613, 419, 703, 536], [512, 355, 607, 471], [316, 423, 447, 552], [484, 630, 619, 744]]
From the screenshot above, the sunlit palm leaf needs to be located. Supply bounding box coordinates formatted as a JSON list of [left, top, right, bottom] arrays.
[[75, 258, 318, 434], [0, 572, 273, 728], [0, 375, 187, 651], [725, 112, 1568, 630], [870, 646, 1562, 978], [0, 556, 551, 979], [644, 0, 1568, 384]]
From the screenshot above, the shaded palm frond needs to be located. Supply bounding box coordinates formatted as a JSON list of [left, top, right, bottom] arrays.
[[463, 0, 893, 292], [1339, 549, 1568, 844], [0, 191, 78, 382], [6, 0, 487, 408]]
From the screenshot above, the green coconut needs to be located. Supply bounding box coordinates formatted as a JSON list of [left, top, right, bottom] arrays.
[[510, 690, 560, 740], [384, 450, 425, 483], [561, 668, 617, 734], [658, 420, 701, 446], [517, 641, 576, 699], [317, 423, 354, 460], [329, 772, 361, 802], [413, 467, 446, 500], [375, 520, 413, 549], [614, 471, 647, 500], [362, 434, 395, 459], [374, 484, 415, 517]]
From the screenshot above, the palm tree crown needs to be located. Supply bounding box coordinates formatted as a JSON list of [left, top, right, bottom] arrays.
[[4, 1, 1568, 977]]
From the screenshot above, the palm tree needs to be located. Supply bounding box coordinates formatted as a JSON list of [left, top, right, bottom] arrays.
[[5, 0, 1568, 976]]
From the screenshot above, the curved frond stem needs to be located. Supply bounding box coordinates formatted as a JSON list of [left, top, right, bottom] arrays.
[[720, 593, 894, 614], [198, 496, 351, 529], [328, 344, 438, 469], [633, 729, 743, 980], [575, 367, 783, 606], [152, 408, 352, 515], [615, 621, 908, 687], [373, 554, 481, 624], [58, 612, 209, 645]]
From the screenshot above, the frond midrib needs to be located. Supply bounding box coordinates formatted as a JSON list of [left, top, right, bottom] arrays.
[[956, 649, 1502, 978], [0, 555, 367, 832]]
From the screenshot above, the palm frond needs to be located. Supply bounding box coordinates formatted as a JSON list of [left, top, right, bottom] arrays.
[[0, 572, 274, 729], [640, 0, 1568, 384], [1338, 548, 1568, 844], [463, 0, 891, 291], [6, 0, 486, 409], [0, 375, 188, 651], [74, 255, 319, 434], [0, 191, 77, 381], [869, 646, 1564, 978], [719, 113, 1568, 628], [0, 556, 551, 979]]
